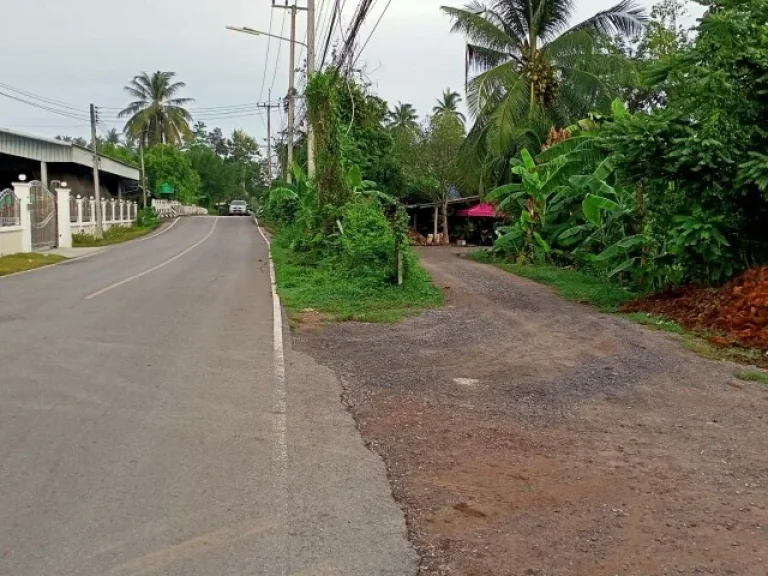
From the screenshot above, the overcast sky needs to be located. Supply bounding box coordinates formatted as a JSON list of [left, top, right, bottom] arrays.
[[0, 0, 702, 148]]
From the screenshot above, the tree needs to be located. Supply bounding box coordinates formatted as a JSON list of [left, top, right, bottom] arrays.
[[424, 114, 466, 244], [433, 89, 466, 124], [144, 144, 201, 204], [118, 71, 194, 147], [227, 129, 264, 200], [386, 102, 419, 131], [55, 135, 88, 147], [207, 127, 229, 157], [442, 0, 647, 187], [608, 0, 692, 112], [104, 128, 121, 145]]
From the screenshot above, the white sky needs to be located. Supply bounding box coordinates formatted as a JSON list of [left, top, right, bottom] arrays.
[[0, 0, 703, 148]]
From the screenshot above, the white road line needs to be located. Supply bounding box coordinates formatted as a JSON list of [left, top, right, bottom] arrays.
[[84, 217, 219, 300], [134, 216, 181, 242], [255, 216, 288, 575]]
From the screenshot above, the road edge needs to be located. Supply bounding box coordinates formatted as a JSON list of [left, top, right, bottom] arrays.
[[253, 215, 289, 572]]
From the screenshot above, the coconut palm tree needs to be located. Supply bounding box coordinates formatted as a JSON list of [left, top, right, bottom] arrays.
[[386, 102, 420, 131], [442, 0, 646, 187], [433, 89, 467, 124], [119, 71, 194, 147], [104, 128, 121, 145]]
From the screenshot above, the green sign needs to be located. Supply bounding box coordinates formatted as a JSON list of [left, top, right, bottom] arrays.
[[158, 182, 175, 195]]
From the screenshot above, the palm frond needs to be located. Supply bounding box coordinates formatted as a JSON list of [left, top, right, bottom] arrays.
[[567, 0, 647, 38]]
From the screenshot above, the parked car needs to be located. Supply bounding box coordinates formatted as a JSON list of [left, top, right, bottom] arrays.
[[228, 200, 248, 216]]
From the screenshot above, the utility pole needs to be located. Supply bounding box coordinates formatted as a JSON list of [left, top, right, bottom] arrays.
[[89, 104, 104, 239], [307, 0, 316, 178], [257, 90, 278, 186], [273, 1, 305, 184], [139, 140, 147, 209]]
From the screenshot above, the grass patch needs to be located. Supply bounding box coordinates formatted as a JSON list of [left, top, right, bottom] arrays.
[[0, 252, 66, 276], [622, 312, 686, 334], [73, 223, 159, 247], [734, 370, 768, 384], [469, 251, 636, 311], [271, 237, 443, 323]]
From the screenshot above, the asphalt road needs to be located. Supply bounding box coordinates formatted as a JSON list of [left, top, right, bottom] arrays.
[[0, 216, 417, 575]]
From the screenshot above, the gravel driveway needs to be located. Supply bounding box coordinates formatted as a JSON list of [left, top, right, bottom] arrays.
[[294, 247, 768, 576]]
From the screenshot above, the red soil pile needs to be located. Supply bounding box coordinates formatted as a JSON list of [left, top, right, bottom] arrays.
[[623, 267, 768, 350]]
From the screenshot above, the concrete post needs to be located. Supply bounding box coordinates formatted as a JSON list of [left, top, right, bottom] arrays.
[[76, 196, 84, 226], [118, 200, 125, 222], [40, 161, 49, 189], [13, 182, 32, 253], [56, 187, 72, 249], [109, 199, 116, 223], [101, 199, 108, 230]]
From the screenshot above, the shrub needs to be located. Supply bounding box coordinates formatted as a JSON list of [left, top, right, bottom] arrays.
[[339, 200, 396, 281]]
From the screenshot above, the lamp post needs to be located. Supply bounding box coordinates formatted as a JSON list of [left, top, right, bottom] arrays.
[[226, 24, 308, 184]]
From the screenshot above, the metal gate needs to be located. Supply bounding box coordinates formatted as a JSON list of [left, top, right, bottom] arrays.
[[29, 181, 57, 250]]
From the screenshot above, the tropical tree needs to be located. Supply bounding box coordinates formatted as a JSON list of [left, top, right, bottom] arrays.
[[118, 71, 194, 147], [386, 102, 420, 131], [433, 89, 466, 124], [442, 0, 647, 187], [104, 128, 121, 145]]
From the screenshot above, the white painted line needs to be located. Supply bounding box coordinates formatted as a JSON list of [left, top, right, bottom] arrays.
[[85, 217, 219, 300], [134, 216, 181, 242], [255, 216, 288, 575]]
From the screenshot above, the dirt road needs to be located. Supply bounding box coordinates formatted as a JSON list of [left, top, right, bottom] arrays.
[[295, 247, 768, 576]]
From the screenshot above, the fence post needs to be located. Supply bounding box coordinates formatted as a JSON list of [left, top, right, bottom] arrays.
[[101, 198, 109, 230], [13, 181, 32, 253], [118, 200, 124, 223], [132, 201, 138, 222], [55, 186, 72, 249], [76, 195, 84, 226]]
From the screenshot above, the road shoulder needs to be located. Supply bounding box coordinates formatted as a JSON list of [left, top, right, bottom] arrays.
[[293, 246, 768, 575]]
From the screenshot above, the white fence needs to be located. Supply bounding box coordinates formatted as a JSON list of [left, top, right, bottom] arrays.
[[70, 196, 137, 236], [0, 188, 24, 256], [152, 199, 208, 218]]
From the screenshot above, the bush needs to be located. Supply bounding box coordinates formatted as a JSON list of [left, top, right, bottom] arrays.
[[339, 200, 396, 280], [136, 207, 160, 228]]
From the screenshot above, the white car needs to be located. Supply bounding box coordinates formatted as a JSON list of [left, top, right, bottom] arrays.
[[229, 200, 248, 216]]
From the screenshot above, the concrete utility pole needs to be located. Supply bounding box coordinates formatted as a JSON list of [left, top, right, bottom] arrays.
[[273, 1, 306, 184], [89, 104, 104, 239], [139, 141, 147, 209], [257, 90, 278, 186], [307, 0, 316, 178]]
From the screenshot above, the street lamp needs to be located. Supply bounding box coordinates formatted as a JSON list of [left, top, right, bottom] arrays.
[[226, 23, 306, 184], [225, 26, 307, 48]]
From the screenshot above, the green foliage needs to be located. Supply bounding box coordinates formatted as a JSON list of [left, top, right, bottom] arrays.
[[470, 251, 638, 311], [443, 0, 647, 187], [271, 232, 443, 323], [72, 222, 160, 247], [144, 144, 201, 204], [136, 207, 160, 228], [0, 253, 65, 277], [734, 370, 768, 385], [119, 71, 194, 147]]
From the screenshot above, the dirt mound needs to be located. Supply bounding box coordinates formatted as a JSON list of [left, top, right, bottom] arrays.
[[624, 267, 768, 349]]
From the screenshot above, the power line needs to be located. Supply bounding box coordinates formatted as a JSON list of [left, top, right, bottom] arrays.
[[269, 9, 289, 99], [0, 90, 90, 121], [0, 82, 85, 112], [258, 7, 276, 107], [352, 0, 393, 67]]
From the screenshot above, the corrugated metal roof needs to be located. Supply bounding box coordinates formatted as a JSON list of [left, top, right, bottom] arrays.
[[0, 128, 139, 180]]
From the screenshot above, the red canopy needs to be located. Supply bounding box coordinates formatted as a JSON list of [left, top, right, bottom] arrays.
[[456, 203, 497, 218]]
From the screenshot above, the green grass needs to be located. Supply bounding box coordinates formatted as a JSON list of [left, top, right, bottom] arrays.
[[622, 312, 686, 334], [469, 251, 637, 311], [0, 252, 66, 276], [271, 239, 444, 323], [734, 370, 768, 384], [73, 223, 160, 247]]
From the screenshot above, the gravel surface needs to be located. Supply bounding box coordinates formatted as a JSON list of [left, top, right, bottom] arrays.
[[294, 247, 768, 576]]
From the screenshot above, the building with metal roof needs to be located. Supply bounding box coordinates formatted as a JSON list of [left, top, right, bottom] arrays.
[[0, 128, 139, 198]]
